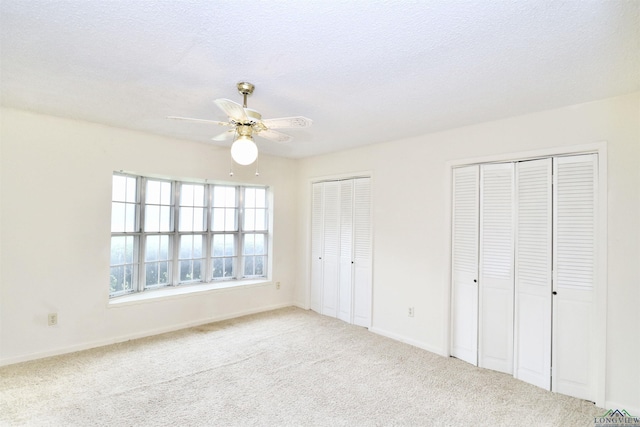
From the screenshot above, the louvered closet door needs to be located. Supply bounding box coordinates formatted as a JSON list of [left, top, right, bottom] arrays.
[[353, 177, 372, 327], [451, 165, 480, 365], [321, 181, 340, 317], [310, 183, 324, 313], [514, 158, 553, 390], [478, 163, 514, 374], [552, 154, 597, 401], [338, 180, 354, 323]]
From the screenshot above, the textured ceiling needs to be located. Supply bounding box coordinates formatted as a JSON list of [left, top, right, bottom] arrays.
[[1, 1, 639, 158]]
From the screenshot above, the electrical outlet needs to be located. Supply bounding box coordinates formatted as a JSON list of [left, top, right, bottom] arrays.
[[48, 313, 58, 326], [408, 307, 414, 317], [275, 282, 281, 290]]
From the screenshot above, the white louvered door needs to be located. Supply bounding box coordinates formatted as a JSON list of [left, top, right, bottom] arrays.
[[451, 165, 480, 365], [552, 154, 597, 402], [514, 158, 553, 390], [310, 183, 324, 313], [452, 154, 598, 401], [478, 163, 514, 374], [353, 177, 372, 327], [311, 178, 372, 327], [338, 180, 354, 323], [321, 181, 340, 318]]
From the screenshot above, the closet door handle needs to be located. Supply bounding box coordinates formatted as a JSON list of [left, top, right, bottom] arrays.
[[552, 291, 557, 295], [473, 279, 477, 283]]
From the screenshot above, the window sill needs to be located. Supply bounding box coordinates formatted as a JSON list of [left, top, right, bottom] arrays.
[[108, 279, 271, 307]]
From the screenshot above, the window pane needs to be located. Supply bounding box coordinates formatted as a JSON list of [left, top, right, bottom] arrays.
[[255, 256, 265, 275], [212, 234, 224, 257], [212, 258, 224, 278], [180, 207, 193, 231], [255, 208, 266, 231], [225, 208, 237, 231], [124, 265, 134, 291], [113, 175, 137, 203], [160, 182, 172, 205], [180, 260, 191, 281], [181, 184, 194, 205], [160, 235, 169, 259], [125, 203, 136, 232], [214, 186, 236, 207], [224, 258, 234, 277], [255, 188, 266, 208], [193, 208, 205, 232], [245, 188, 256, 208], [212, 208, 224, 231], [180, 235, 193, 258], [146, 180, 160, 204], [146, 235, 159, 261], [243, 234, 255, 255], [244, 208, 255, 231], [124, 236, 134, 263], [193, 185, 205, 207], [244, 257, 254, 276], [126, 177, 137, 203], [181, 183, 205, 207], [213, 207, 237, 231], [145, 205, 159, 232], [255, 234, 265, 254], [159, 206, 171, 232], [193, 260, 202, 280], [145, 260, 170, 287], [179, 260, 202, 282], [111, 202, 125, 232], [225, 235, 235, 256], [111, 236, 134, 265], [111, 236, 125, 264], [193, 235, 203, 258], [110, 266, 124, 293], [159, 261, 169, 284], [146, 264, 158, 285], [112, 175, 126, 202]]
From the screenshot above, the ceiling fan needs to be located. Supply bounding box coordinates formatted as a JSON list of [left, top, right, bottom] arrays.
[[169, 81, 312, 165]]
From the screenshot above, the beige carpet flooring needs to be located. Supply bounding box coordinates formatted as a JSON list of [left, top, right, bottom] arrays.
[[0, 307, 602, 426]]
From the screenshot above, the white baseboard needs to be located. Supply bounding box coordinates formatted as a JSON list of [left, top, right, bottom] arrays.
[[369, 327, 446, 357], [293, 301, 309, 310], [0, 303, 293, 367]]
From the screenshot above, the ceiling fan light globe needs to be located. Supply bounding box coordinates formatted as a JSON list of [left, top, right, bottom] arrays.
[[231, 136, 258, 165]]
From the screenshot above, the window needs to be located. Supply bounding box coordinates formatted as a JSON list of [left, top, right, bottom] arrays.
[[109, 174, 269, 298]]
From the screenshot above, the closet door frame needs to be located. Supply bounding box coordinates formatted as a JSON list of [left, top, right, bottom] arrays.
[[444, 143, 608, 408]]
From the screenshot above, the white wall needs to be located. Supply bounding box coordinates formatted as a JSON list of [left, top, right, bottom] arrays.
[[296, 93, 640, 411], [0, 108, 298, 364]]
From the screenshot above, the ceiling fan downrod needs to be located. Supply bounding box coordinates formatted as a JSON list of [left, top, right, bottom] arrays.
[[236, 81, 255, 108]]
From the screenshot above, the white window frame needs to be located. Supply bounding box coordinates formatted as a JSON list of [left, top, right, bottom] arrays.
[[109, 174, 270, 299]]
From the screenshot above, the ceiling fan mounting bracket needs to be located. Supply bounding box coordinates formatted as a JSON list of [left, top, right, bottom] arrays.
[[236, 82, 255, 96]]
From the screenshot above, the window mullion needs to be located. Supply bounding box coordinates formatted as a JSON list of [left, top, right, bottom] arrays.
[[237, 186, 244, 279], [137, 177, 146, 292], [204, 184, 212, 282], [173, 181, 180, 286]]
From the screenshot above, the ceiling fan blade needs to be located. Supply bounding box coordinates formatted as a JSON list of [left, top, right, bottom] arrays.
[[167, 116, 230, 126], [257, 129, 294, 143], [214, 98, 248, 122], [212, 129, 236, 141], [261, 116, 313, 129]]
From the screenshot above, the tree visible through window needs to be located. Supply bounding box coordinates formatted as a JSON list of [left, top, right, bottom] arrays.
[[109, 174, 269, 298]]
